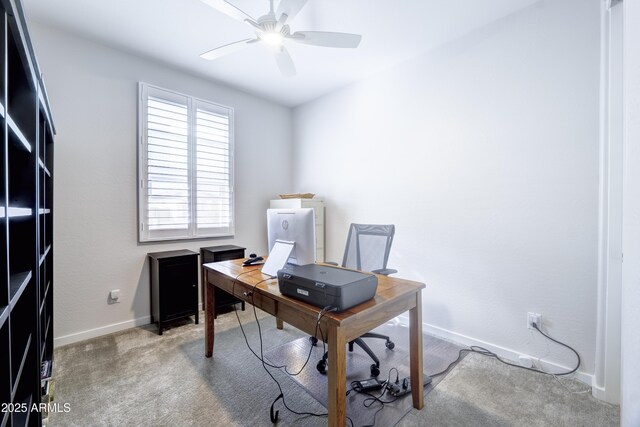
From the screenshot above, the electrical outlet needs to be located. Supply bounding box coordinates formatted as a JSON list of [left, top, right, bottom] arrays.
[[109, 289, 121, 301], [527, 312, 541, 330]]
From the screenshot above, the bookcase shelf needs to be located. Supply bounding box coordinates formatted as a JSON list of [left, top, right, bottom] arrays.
[[1, 207, 33, 218], [39, 245, 50, 266], [11, 335, 31, 396], [7, 114, 32, 152], [9, 271, 31, 304], [6, 12, 36, 146], [0, 306, 8, 327], [2, 0, 56, 426]]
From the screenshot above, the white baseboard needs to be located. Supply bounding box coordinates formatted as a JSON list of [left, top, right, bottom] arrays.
[[592, 384, 608, 401], [421, 322, 595, 388], [54, 304, 206, 348], [391, 315, 604, 400], [53, 310, 599, 399], [54, 315, 151, 347]]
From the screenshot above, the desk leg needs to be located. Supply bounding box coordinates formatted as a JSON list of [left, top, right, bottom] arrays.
[[276, 317, 284, 330], [327, 325, 346, 427], [409, 291, 424, 409], [205, 271, 216, 357], [200, 263, 206, 313]]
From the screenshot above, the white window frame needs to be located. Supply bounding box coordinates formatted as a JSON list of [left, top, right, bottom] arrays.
[[137, 82, 235, 242]]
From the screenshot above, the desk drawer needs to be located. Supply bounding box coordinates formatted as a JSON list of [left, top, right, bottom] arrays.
[[230, 281, 277, 315]]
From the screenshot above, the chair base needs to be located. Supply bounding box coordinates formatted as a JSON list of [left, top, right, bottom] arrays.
[[315, 334, 394, 377]]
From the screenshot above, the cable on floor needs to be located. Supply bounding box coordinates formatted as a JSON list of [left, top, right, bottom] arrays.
[[346, 367, 415, 427], [230, 272, 354, 426], [429, 322, 581, 381]]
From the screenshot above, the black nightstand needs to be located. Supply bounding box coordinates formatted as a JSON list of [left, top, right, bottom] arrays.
[[148, 250, 199, 335], [200, 245, 246, 316]]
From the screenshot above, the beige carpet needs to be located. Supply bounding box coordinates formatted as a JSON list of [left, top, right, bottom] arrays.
[[49, 309, 619, 426], [398, 352, 618, 426]]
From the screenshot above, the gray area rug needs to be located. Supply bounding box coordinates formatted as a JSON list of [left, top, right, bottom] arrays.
[[49, 308, 619, 427], [264, 322, 465, 427]]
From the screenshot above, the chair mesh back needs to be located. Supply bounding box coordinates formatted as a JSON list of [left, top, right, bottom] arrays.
[[342, 224, 395, 273]]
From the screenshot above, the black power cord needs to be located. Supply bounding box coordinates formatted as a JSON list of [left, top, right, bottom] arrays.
[[360, 387, 396, 427], [346, 368, 409, 427], [232, 274, 322, 374], [429, 321, 581, 379], [532, 322, 580, 376], [230, 271, 354, 426]]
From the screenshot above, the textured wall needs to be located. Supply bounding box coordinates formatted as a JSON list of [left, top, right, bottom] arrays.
[[29, 23, 293, 345], [293, 0, 600, 377]]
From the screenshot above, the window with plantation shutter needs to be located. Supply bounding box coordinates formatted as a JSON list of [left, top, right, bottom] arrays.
[[138, 83, 234, 241]]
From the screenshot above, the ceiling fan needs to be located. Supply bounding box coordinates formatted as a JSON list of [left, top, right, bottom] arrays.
[[199, 0, 362, 77]]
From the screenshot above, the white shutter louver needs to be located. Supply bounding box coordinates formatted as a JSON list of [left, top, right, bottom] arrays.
[[196, 107, 232, 231], [146, 96, 190, 232], [138, 83, 234, 241]]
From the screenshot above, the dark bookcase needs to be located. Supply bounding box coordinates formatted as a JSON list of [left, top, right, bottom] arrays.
[[1, 0, 56, 426], [148, 250, 199, 335]]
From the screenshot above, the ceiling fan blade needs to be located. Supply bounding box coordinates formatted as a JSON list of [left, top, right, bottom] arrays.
[[273, 46, 296, 77], [200, 38, 254, 60], [289, 31, 362, 48], [276, 0, 309, 23], [200, 0, 257, 25]]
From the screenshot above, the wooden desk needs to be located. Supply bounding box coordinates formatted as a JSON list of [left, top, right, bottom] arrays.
[[203, 259, 425, 427]]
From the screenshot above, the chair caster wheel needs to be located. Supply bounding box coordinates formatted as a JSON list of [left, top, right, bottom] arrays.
[[310, 336, 318, 346], [317, 359, 327, 374], [370, 364, 380, 377], [386, 341, 395, 350]]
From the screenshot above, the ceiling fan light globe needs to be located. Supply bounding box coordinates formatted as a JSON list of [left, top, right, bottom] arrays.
[[261, 31, 284, 45]]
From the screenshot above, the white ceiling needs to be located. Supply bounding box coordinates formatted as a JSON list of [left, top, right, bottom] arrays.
[[23, 0, 539, 107]]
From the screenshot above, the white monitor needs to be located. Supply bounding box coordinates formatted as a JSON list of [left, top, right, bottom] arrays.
[[267, 208, 316, 266]]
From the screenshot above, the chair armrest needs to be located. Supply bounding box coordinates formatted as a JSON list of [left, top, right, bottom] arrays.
[[371, 268, 398, 276], [325, 261, 339, 266]]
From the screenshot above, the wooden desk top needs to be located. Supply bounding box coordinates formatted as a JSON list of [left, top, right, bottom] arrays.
[[203, 258, 425, 329]]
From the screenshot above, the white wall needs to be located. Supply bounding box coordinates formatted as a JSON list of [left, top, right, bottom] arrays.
[[29, 24, 293, 346], [621, 0, 640, 423], [293, 0, 601, 379]]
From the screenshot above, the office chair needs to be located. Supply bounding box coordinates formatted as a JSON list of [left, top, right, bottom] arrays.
[[314, 223, 398, 377]]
